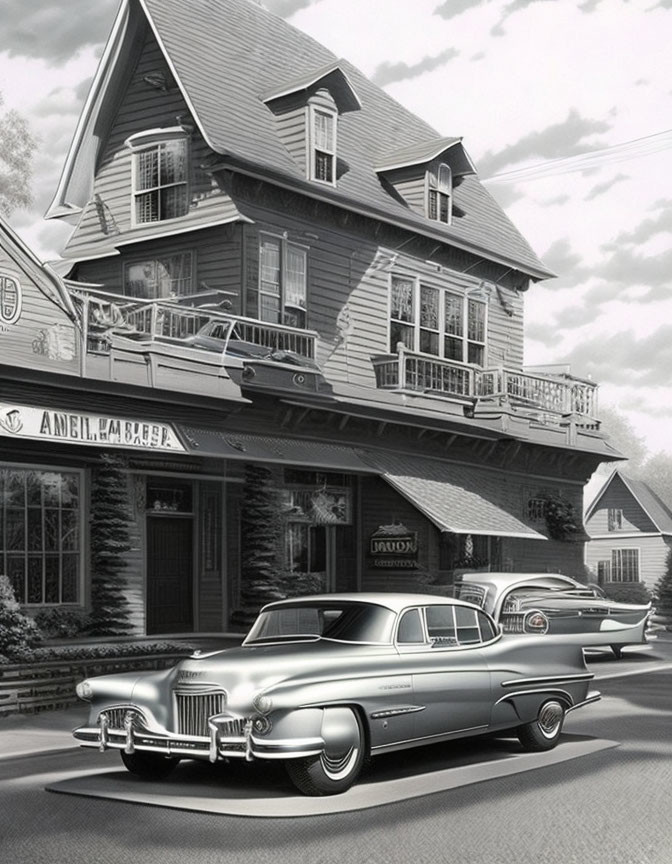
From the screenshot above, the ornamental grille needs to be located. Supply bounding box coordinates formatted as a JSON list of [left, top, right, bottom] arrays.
[[175, 690, 227, 737]]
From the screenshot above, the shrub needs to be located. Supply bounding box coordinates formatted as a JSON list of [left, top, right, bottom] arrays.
[[600, 581, 652, 605], [1, 639, 197, 667], [0, 575, 43, 660], [34, 607, 92, 639], [278, 571, 327, 598]]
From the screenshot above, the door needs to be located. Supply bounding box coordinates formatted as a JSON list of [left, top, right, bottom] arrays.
[[146, 515, 193, 634]]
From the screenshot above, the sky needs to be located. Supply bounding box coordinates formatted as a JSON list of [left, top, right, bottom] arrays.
[[0, 0, 671, 456]]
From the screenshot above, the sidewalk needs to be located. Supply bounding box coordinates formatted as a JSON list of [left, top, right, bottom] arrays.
[[0, 703, 86, 760]]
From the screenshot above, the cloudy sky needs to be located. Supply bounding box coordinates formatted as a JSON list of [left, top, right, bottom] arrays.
[[1, 0, 671, 455]]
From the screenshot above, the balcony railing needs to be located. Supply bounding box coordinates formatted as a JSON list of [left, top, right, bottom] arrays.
[[67, 287, 317, 360], [371, 349, 599, 426], [372, 348, 474, 399]]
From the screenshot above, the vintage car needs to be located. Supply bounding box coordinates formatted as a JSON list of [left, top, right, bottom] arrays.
[[454, 572, 655, 658], [74, 593, 599, 796]]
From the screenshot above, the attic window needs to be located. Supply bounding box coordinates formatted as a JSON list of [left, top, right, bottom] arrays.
[[309, 106, 336, 185], [126, 129, 190, 225], [427, 163, 452, 225]]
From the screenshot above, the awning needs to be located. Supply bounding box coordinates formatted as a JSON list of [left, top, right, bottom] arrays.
[[177, 426, 378, 473], [363, 451, 547, 540]]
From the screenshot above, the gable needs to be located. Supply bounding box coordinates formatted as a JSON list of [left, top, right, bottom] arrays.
[[585, 473, 659, 535], [0, 222, 80, 376]]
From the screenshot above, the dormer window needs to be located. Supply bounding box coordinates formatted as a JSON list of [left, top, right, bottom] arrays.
[[428, 163, 452, 225], [309, 105, 337, 185], [126, 128, 190, 225]]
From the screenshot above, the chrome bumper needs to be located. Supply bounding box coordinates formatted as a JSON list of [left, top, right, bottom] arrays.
[[73, 711, 323, 762]]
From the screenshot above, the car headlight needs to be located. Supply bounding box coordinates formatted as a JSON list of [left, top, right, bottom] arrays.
[[253, 693, 273, 715], [252, 715, 272, 736], [76, 680, 93, 701], [524, 610, 549, 634]]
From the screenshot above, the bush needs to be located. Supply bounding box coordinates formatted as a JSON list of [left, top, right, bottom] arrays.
[[1, 639, 197, 667], [34, 608, 92, 639], [600, 581, 652, 605], [0, 575, 43, 660], [278, 571, 327, 598]]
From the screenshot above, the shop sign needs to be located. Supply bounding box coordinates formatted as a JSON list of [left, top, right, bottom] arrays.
[[0, 275, 22, 326], [369, 522, 418, 569], [0, 402, 185, 452]]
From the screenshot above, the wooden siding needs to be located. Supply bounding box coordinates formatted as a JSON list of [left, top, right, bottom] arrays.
[[125, 472, 147, 635], [385, 165, 426, 218], [0, 249, 80, 376], [584, 535, 672, 591], [504, 536, 585, 578], [64, 27, 240, 259], [586, 474, 658, 535]]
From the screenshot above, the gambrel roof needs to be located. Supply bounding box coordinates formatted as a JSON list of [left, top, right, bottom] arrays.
[[585, 468, 672, 535], [47, 0, 553, 280]]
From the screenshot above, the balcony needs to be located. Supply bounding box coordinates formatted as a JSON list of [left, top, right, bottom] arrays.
[[371, 348, 599, 428]]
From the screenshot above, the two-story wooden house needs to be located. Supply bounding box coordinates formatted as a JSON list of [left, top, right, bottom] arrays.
[[0, 0, 621, 636]]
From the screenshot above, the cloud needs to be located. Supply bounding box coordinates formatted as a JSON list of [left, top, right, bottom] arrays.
[[433, 0, 486, 20], [0, 1, 117, 65], [595, 245, 672, 298], [478, 110, 611, 177], [540, 238, 591, 282], [524, 319, 564, 346], [264, 0, 323, 16], [604, 202, 672, 247], [560, 326, 672, 387], [371, 49, 459, 87], [584, 172, 628, 200], [553, 303, 601, 329]]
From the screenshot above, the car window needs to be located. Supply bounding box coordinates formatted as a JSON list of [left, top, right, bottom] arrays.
[[476, 610, 497, 642], [397, 608, 425, 643], [425, 605, 457, 646], [245, 602, 397, 644], [454, 605, 481, 644]]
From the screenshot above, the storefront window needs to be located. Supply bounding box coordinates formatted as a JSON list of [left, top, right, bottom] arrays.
[[0, 468, 82, 605]]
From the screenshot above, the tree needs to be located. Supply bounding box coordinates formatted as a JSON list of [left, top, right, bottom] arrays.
[[596, 404, 648, 476], [0, 91, 37, 216], [0, 574, 42, 661], [87, 453, 133, 635], [233, 463, 286, 626], [653, 549, 672, 629]]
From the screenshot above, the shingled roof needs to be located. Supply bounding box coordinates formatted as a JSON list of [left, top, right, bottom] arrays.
[[48, 0, 553, 280], [585, 469, 672, 535]]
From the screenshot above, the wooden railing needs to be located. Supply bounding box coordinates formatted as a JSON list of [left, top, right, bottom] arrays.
[[67, 287, 317, 360], [476, 366, 599, 425], [371, 349, 599, 426]]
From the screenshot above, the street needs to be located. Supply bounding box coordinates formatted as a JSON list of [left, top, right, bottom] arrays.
[[1, 639, 670, 864]]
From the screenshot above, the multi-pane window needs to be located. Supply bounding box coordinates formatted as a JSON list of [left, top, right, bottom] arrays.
[[607, 508, 624, 531], [256, 235, 307, 328], [611, 548, 639, 582], [310, 108, 336, 185], [428, 163, 452, 225], [134, 139, 188, 224], [389, 275, 487, 366], [0, 468, 81, 605], [124, 252, 193, 298]]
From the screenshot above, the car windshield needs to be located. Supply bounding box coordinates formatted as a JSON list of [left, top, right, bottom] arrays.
[[244, 602, 397, 645]]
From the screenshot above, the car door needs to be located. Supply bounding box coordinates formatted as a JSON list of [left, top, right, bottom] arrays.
[[409, 603, 494, 742]]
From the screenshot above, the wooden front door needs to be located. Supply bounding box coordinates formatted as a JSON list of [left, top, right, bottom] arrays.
[[146, 515, 193, 634]]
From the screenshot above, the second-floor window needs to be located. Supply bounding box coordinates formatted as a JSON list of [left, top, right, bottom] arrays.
[[124, 252, 193, 298], [427, 163, 452, 225], [133, 138, 188, 224], [257, 235, 308, 328], [607, 508, 624, 531], [309, 107, 336, 185], [389, 275, 486, 366]]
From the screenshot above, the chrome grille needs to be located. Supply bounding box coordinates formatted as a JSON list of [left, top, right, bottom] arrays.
[[500, 613, 526, 633], [175, 689, 227, 737], [218, 717, 246, 738], [99, 708, 138, 729]]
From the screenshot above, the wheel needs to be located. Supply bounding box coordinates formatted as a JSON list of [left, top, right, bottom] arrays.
[[517, 699, 565, 752], [285, 707, 366, 796], [611, 644, 623, 659], [120, 750, 180, 780]]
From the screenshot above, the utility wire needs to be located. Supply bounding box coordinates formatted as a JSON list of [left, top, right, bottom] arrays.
[[482, 128, 672, 184]]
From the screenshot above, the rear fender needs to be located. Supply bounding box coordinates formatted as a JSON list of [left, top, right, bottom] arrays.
[[492, 689, 573, 726]]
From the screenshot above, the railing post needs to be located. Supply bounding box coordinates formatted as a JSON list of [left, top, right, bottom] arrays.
[[398, 343, 406, 389]]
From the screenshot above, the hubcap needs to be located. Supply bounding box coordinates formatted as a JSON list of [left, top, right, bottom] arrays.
[[537, 701, 564, 738], [320, 746, 359, 780]]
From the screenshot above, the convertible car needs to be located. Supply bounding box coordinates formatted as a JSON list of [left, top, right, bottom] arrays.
[[454, 572, 655, 658], [74, 593, 599, 796]]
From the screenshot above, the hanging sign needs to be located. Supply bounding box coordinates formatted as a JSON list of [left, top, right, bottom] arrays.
[[369, 522, 418, 569], [0, 275, 22, 326], [0, 402, 185, 452]]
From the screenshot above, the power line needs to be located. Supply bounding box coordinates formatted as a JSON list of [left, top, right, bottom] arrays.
[[482, 128, 672, 184]]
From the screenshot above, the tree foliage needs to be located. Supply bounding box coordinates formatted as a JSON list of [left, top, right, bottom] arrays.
[[0, 91, 37, 216], [653, 549, 672, 618], [87, 453, 133, 636], [0, 574, 42, 661]]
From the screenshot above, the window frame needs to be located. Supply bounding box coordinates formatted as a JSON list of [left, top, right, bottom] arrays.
[[389, 273, 487, 366], [427, 162, 452, 226], [129, 132, 190, 227], [0, 463, 85, 607], [611, 548, 640, 582], [255, 232, 309, 328], [123, 251, 195, 299], [308, 105, 337, 186], [607, 508, 624, 531]]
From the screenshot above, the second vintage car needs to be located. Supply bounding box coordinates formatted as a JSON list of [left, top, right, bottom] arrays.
[[74, 593, 600, 796], [454, 572, 655, 658]]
